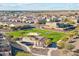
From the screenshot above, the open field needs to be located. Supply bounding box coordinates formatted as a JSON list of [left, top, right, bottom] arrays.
[[7, 28, 66, 42]]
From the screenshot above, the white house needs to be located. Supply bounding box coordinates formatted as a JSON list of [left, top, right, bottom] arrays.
[[46, 22, 57, 28], [9, 24, 15, 27]]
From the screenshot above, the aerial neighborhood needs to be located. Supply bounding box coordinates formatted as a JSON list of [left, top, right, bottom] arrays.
[[0, 11, 79, 56]]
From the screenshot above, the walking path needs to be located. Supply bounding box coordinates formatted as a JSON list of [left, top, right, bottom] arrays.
[[48, 49, 52, 56], [48, 48, 58, 56], [16, 41, 58, 56]]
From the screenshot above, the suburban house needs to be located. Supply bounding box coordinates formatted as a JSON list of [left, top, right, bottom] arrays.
[[43, 22, 63, 31], [45, 22, 57, 28], [0, 33, 11, 56], [9, 24, 15, 27], [0, 22, 8, 27], [19, 32, 47, 47], [43, 21, 76, 31]]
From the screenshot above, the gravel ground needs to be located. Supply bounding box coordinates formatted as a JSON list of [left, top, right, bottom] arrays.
[[31, 48, 49, 56]]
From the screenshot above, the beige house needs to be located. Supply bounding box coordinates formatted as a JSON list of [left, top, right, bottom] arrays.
[[9, 24, 15, 27], [46, 22, 57, 28], [0, 22, 8, 26], [20, 32, 46, 47]]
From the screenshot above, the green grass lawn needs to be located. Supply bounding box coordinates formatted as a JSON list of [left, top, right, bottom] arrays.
[[16, 51, 32, 56], [7, 28, 66, 42]]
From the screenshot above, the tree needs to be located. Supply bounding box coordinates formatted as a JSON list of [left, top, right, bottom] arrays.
[[44, 39, 52, 46], [77, 19, 79, 23], [64, 18, 70, 22], [0, 25, 3, 29], [75, 12, 78, 15], [57, 40, 65, 49], [64, 18, 75, 25], [10, 26, 17, 31], [67, 31, 76, 38], [76, 24, 79, 28], [38, 19, 47, 24], [61, 36, 70, 41], [68, 21, 75, 25], [50, 18, 53, 22]]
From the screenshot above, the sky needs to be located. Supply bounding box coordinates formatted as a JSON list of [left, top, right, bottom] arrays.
[[0, 3, 79, 10]]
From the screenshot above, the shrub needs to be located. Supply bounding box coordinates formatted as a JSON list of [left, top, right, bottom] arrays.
[[57, 40, 65, 49], [65, 44, 75, 50]]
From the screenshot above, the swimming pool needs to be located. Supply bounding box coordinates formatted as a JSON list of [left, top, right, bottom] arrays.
[[48, 42, 57, 48], [21, 42, 33, 46]]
